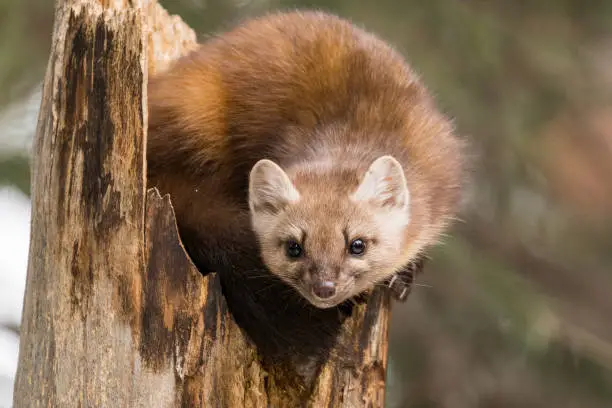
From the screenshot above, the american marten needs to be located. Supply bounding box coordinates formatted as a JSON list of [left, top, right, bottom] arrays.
[[147, 10, 465, 363]]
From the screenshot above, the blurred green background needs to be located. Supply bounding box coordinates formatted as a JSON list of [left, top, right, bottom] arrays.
[[2, 1, 612, 407]]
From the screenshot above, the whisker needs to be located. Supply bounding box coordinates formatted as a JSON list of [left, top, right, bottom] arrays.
[[252, 284, 282, 295], [370, 281, 432, 290], [245, 274, 278, 281]]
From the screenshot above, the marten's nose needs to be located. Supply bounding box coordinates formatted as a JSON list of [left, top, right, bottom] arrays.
[[312, 280, 336, 299]]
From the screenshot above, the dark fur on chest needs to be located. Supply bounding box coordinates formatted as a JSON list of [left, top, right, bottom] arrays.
[[178, 227, 354, 368]]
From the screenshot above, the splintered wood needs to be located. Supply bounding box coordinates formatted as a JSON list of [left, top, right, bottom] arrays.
[[13, 1, 391, 407]]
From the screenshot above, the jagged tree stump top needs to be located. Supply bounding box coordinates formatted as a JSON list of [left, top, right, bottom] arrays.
[[13, 1, 391, 407]]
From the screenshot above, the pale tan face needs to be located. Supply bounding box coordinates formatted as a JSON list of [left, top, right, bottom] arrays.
[[248, 156, 412, 308]]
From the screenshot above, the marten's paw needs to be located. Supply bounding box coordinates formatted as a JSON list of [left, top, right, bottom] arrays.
[[349, 254, 427, 305], [386, 255, 427, 302]]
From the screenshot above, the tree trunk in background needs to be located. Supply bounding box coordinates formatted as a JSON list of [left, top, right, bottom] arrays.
[[12, 1, 391, 407]]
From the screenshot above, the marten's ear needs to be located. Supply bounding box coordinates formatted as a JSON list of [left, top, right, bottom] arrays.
[[249, 159, 300, 214], [351, 155, 409, 212]]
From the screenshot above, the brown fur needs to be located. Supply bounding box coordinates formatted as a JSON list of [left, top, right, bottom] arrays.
[[147, 9, 465, 341]]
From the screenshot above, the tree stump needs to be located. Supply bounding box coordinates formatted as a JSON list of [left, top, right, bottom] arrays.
[[13, 1, 391, 406]]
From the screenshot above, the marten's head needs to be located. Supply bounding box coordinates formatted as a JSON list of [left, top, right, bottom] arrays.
[[248, 156, 413, 308]]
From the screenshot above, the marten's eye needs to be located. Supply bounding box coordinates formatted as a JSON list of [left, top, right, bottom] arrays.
[[285, 240, 303, 258], [349, 238, 366, 255]]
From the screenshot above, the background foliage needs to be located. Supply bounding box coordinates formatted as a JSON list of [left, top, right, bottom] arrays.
[[2, 0, 612, 406]]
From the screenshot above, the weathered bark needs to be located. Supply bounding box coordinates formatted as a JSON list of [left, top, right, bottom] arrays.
[[13, 1, 391, 407]]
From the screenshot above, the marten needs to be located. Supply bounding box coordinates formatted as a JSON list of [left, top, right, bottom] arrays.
[[147, 10, 465, 365]]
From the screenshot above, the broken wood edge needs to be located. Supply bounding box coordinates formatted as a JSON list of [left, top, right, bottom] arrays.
[[143, 186, 393, 407]]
